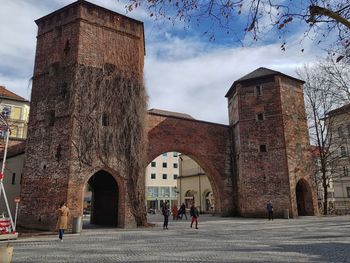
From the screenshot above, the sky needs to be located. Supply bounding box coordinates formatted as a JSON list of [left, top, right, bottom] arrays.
[[0, 0, 325, 124]]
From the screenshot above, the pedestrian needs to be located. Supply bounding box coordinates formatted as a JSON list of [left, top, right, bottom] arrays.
[[56, 202, 70, 242], [179, 203, 187, 220], [162, 201, 170, 230], [267, 200, 273, 221], [190, 203, 199, 229], [172, 204, 178, 220]]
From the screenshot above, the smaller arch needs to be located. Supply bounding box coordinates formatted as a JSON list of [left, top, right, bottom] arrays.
[[296, 179, 315, 216], [82, 168, 126, 228]]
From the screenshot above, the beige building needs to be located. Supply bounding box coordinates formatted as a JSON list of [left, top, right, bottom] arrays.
[[326, 104, 350, 213], [145, 152, 179, 211], [0, 86, 30, 140], [0, 143, 25, 218], [178, 154, 214, 213]]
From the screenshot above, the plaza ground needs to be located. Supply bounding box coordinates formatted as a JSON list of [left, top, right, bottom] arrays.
[[3, 214, 350, 262]]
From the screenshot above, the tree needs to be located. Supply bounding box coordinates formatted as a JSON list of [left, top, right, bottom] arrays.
[[297, 58, 350, 215], [126, 0, 350, 61]]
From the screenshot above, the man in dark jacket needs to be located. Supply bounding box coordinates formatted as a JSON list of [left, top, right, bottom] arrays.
[[267, 200, 273, 221], [190, 203, 199, 229], [162, 201, 170, 229]]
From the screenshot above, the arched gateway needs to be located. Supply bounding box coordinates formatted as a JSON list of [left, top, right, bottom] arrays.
[[17, 1, 318, 231], [147, 111, 233, 214]]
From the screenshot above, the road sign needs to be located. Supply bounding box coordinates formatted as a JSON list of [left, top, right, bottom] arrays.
[[14, 197, 20, 203]]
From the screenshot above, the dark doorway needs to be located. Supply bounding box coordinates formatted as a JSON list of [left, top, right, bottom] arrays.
[[296, 180, 314, 216], [88, 170, 118, 226]]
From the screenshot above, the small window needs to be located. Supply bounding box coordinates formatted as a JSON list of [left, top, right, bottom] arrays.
[[255, 85, 262, 96], [162, 153, 168, 157], [151, 162, 156, 167], [259, 144, 267, 152], [102, 113, 109, 126], [162, 174, 167, 179], [151, 173, 156, 179], [48, 110, 55, 126], [343, 167, 349, 177], [162, 162, 167, 168], [20, 173, 23, 184], [11, 173, 16, 185], [341, 146, 347, 157], [256, 113, 264, 121], [173, 174, 178, 180], [347, 187, 350, 198], [347, 124, 350, 136], [173, 152, 178, 157], [173, 163, 178, 168], [338, 126, 344, 138]]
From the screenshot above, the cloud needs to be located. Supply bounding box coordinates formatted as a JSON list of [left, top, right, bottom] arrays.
[[0, 0, 322, 125]]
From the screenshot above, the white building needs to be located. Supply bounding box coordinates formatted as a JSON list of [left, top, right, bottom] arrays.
[[145, 152, 179, 211]]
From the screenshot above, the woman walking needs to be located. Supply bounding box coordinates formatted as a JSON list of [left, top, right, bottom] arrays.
[[57, 202, 70, 242]]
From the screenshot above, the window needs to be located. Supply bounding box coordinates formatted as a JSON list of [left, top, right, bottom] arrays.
[[102, 113, 109, 126], [255, 85, 262, 96], [48, 110, 55, 126], [160, 187, 170, 197], [162, 153, 168, 157], [173, 152, 178, 157], [338, 126, 344, 138], [341, 146, 347, 157], [343, 167, 349, 177], [256, 113, 264, 121], [1, 106, 11, 119], [162, 174, 167, 179], [162, 162, 167, 168], [147, 187, 158, 198], [173, 174, 178, 180], [151, 162, 156, 167], [347, 187, 350, 198], [11, 173, 16, 185], [259, 144, 267, 152], [151, 173, 156, 179], [171, 187, 177, 197], [173, 163, 178, 168]]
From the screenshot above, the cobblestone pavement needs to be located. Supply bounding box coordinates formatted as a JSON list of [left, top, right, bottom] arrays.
[[4, 214, 350, 263]]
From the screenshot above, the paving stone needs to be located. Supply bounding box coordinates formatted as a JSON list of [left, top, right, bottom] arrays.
[[7, 215, 350, 263]]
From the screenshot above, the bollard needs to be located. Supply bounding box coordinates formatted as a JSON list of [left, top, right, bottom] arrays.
[[283, 209, 289, 219], [72, 216, 82, 233], [0, 244, 13, 263]]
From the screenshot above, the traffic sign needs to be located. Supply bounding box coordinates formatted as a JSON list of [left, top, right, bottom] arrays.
[[14, 197, 20, 203]]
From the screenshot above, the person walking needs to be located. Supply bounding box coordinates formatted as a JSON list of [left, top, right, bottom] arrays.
[[172, 204, 178, 220], [162, 201, 170, 230], [267, 200, 273, 221], [190, 203, 199, 229], [56, 202, 70, 242], [179, 203, 187, 220]]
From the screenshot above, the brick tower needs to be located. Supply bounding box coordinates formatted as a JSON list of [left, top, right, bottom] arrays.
[[226, 68, 318, 218], [19, 0, 146, 230]]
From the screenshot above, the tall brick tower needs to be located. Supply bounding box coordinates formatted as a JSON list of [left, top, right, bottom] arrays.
[[19, 0, 147, 230], [226, 68, 318, 218]]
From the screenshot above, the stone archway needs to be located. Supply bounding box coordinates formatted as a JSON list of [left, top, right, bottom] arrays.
[[88, 170, 119, 226], [296, 179, 314, 216], [147, 112, 234, 215]]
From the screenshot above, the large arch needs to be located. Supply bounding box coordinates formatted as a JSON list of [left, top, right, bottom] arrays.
[[296, 179, 315, 216], [147, 112, 234, 214], [82, 168, 126, 228]]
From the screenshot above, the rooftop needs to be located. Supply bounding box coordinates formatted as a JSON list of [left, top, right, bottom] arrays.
[[148, 109, 194, 119], [225, 67, 305, 98], [0, 86, 28, 102], [327, 103, 350, 116]]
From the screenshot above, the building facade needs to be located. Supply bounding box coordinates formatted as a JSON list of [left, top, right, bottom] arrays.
[[326, 104, 350, 213], [145, 151, 179, 211], [0, 86, 29, 140], [177, 154, 214, 213]]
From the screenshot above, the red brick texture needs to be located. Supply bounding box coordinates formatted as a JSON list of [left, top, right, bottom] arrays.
[[147, 113, 235, 215]]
